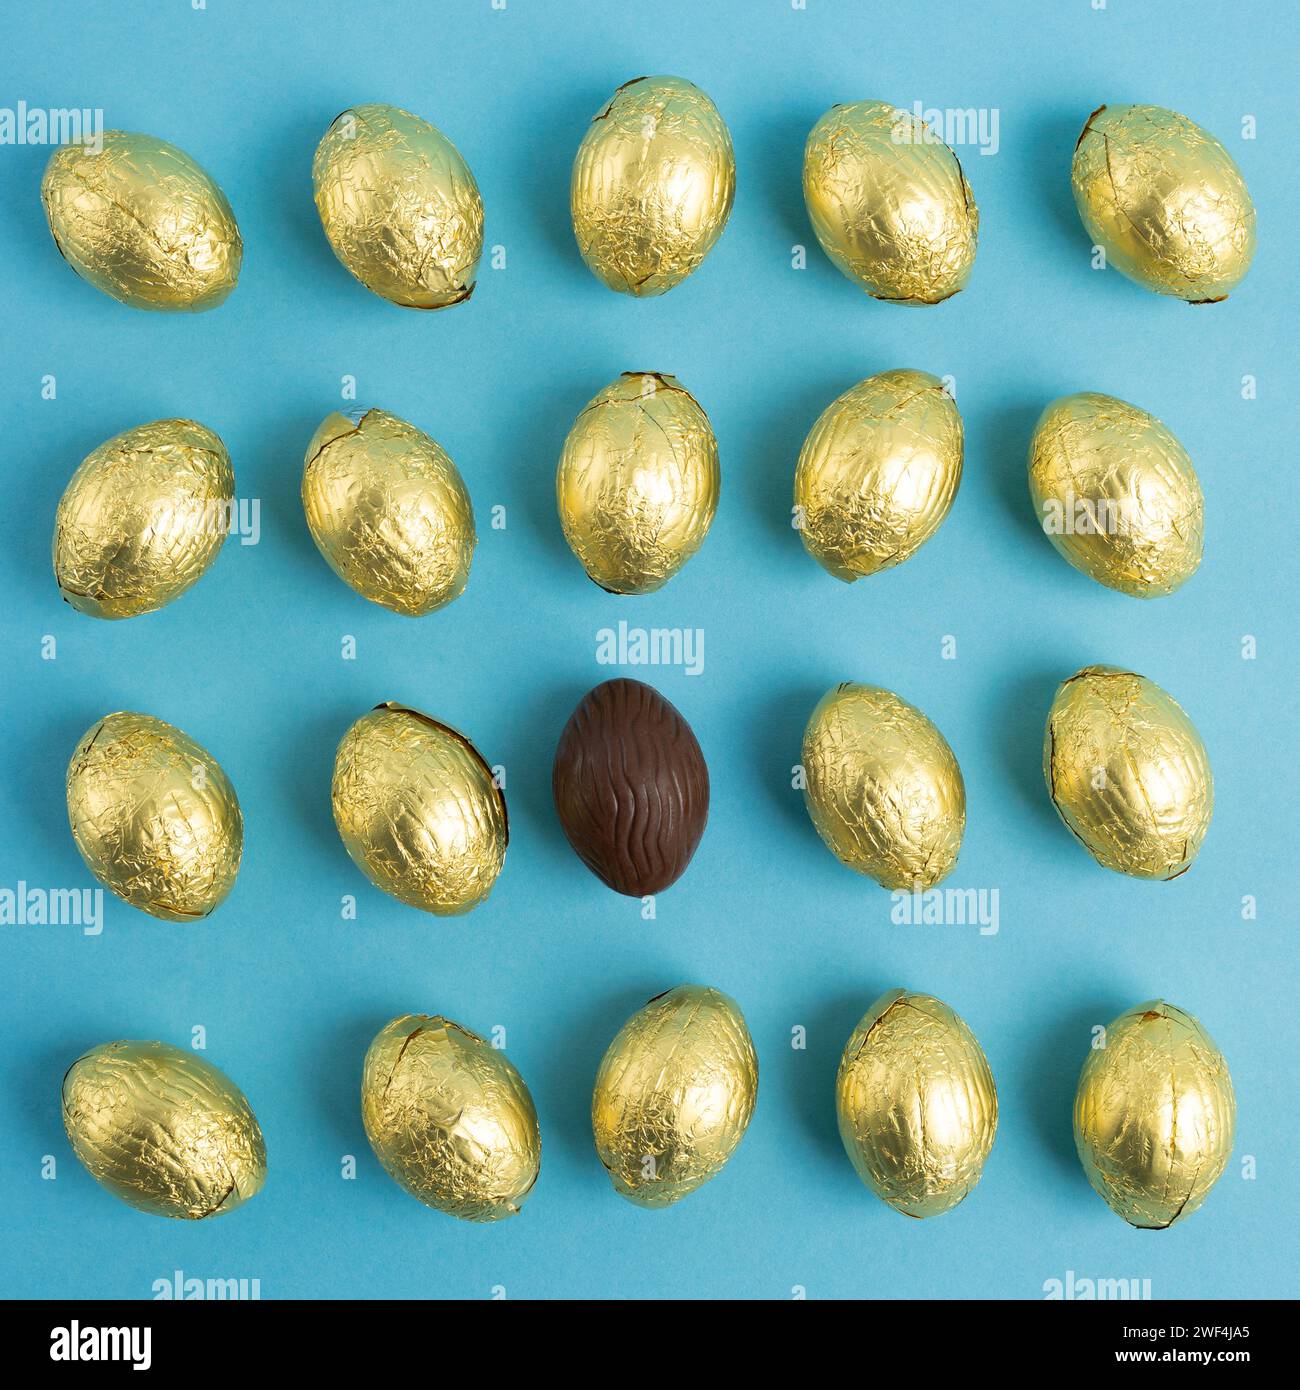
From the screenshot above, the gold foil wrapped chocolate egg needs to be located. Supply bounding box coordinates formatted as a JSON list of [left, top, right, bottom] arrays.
[[837, 990, 997, 1218], [361, 1014, 540, 1222], [592, 985, 757, 1208], [1029, 393, 1203, 598], [556, 372, 719, 593], [1045, 665, 1212, 879], [63, 1040, 265, 1218], [53, 419, 233, 619], [312, 103, 483, 309], [571, 76, 735, 297], [802, 683, 965, 890], [1072, 104, 1256, 302], [331, 702, 506, 914], [41, 131, 241, 311], [302, 408, 475, 616], [66, 712, 243, 921], [803, 101, 978, 303], [1075, 1001, 1235, 1228], [794, 369, 963, 580]]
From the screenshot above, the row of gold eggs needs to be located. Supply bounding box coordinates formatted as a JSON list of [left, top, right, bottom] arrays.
[[40, 87, 1255, 313], [61, 991, 1236, 1230]]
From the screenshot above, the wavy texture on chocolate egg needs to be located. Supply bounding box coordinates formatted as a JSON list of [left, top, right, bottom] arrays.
[[552, 679, 708, 896], [312, 104, 483, 309], [53, 419, 233, 619], [1075, 1001, 1235, 1228], [62, 1040, 265, 1218], [571, 76, 735, 296], [361, 1014, 540, 1222], [66, 712, 243, 921], [557, 372, 719, 593], [1044, 666, 1212, 879], [1028, 393, 1203, 597], [1072, 104, 1256, 302], [795, 369, 963, 581], [592, 985, 758, 1208], [41, 131, 241, 311]]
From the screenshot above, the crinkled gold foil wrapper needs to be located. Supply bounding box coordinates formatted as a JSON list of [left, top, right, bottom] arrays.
[[837, 990, 997, 1218], [312, 103, 483, 309], [1075, 1001, 1234, 1228], [795, 369, 963, 581], [361, 1014, 540, 1222], [571, 76, 735, 297], [331, 702, 506, 915], [41, 131, 241, 311], [63, 1040, 265, 1218], [1072, 104, 1256, 302], [1044, 665, 1212, 879], [803, 101, 978, 304], [302, 408, 475, 616], [557, 372, 719, 593], [802, 683, 965, 890], [592, 985, 757, 1208], [66, 712, 243, 921], [54, 418, 233, 619], [1029, 392, 1203, 598]]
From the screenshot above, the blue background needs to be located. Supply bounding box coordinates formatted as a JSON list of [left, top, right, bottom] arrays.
[[0, 0, 1295, 1301]]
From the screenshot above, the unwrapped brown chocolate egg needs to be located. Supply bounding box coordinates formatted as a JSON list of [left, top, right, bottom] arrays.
[[332, 702, 506, 914], [302, 408, 475, 616], [1075, 1001, 1234, 1228], [802, 683, 965, 889], [571, 76, 734, 296], [66, 712, 242, 920], [795, 369, 963, 581], [1044, 665, 1212, 879], [557, 372, 719, 593], [552, 679, 708, 896], [63, 1040, 265, 1218], [313, 103, 483, 308], [592, 985, 757, 1207], [361, 1014, 540, 1221], [837, 990, 997, 1217]]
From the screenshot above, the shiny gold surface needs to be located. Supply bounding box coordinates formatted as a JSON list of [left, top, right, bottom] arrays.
[[592, 985, 757, 1208], [1072, 104, 1255, 302], [571, 76, 734, 297], [302, 408, 475, 616], [837, 990, 997, 1218], [1029, 392, 1203, 598], [1075, 1001, 1235, 1228], [312, 103, 483, 309], [66, 712, 242, 921], [802, 683, 965, 890], [331, 702, 506, 915], [62, 1040, 265, 1218], [803, 101, 978, 304], [795, 369, 962, 581], [1044, 665, 1212, 879], [361, 1014, 540, 1222], [41, 131, 241, 311], [557, 372, 719, 593], [53, 419, 233, 620]]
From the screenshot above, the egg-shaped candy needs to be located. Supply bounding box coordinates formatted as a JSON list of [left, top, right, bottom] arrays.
[[571, 76, 735, 297], [312, 103, 483, 309], [63, 1040, 265, 1218], [41, 131, 241, 311], [66, 712, 242, 921], [592, 985, 757, 1208], [302, 408, 475, 616], [1044, 665, 1212, 879], [361, 1014, 540, 1221], [332, 702, 506, 914]]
